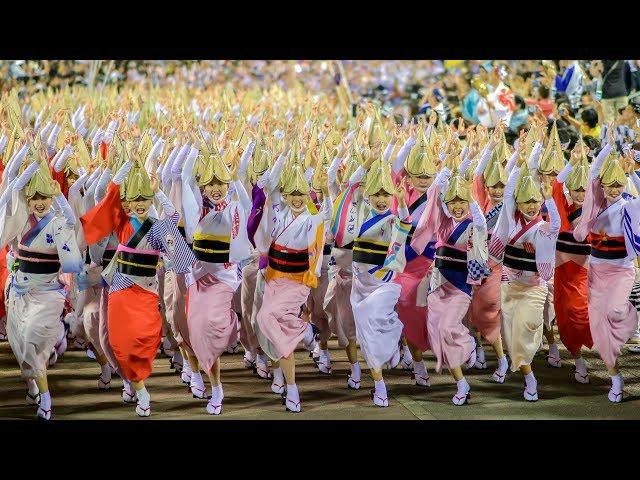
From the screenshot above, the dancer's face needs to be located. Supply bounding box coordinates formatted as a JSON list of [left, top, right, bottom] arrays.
[[408, 175, 433, 193], [569, 188, 585, 206], [284, 191, 308, 214], [66, 172, 79, 187], [517, 200, 542, 220], [446, 198, 470, 220], [204, 179, 229, 205], [368, 189, 392, 214], [28, 193, 53, 218], [488, 183, 505, 203], [603, 183, 624, 203], [129, 197, 153, 220]]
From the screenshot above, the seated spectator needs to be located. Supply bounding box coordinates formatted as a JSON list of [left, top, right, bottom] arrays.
[[526, 84, 554, 117]]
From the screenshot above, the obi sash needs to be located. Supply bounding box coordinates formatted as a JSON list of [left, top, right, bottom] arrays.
[[588, 233, 627, 260], [352, 211, 392, 266], [556, 231, 590, 256], [436, 219, 472, 295], [192, 233, 231, 264], [268, 243, 309, 273], [16, 248, 60, 274], [115, 218, 159, 277], [503, 215, 542, 272]]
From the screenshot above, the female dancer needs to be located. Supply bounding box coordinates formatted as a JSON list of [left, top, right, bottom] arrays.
[[81, 155, 195, 416]]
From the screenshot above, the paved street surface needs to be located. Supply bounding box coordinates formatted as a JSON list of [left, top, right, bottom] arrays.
[[1, 332, 640, 420]]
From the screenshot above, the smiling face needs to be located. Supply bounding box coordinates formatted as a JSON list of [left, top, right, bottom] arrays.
[[488, 183, 505, 203], [28, 193, 53, 218], [569, 188, 585, 206], [284, 191, 308, 214], [203, 179, 229, 205], [603, 182, 625, 203], [408, 175, 434, 193], [446, 198, 470, 220], [129, 197, 153, 220], [368, 189, 393, 214], [517, 199, 542, 220]]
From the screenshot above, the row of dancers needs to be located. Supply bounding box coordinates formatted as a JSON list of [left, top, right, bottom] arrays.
[[1, 86, 639, 420]]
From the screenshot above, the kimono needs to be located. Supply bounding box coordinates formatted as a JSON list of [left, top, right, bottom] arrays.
[[334, 177, 412, 371], [2, 199, 83, 379], [306, 191, 333, 345], [390, 150, 435, 353], [80, 182, 195, 382], [254, 197, 329, 361], [551, 177, 592, 357], [573, 169, 640, 369], [409, 182, 489, 373], [467, 169, 505, 345], [182, 179, 252, 373], [489, 169, 560, 371], [239, 182, 267, 357]]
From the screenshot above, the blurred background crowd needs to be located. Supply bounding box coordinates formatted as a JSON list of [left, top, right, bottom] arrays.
[[2, 59, 640, 153]]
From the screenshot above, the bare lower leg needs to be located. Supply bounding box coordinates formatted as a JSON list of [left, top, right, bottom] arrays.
[[450, 366, 463, 381], [187, 353, 200, 372], [208, 358, 221, 387], [35, 374, 48, 393], [370, 368, 383, 381], [131, 380, 145, 391], [96, 353, 108, 367], [520, 364, 532, 376], [607, 362, 619, 376], [179, 346, 189, 359], [491, 335, 505, 358], [280, 355, 295, 384], [543, 324, 556, 344], [346, 339, 358, 364], [320, 340, 328, 350], [408, 342, 423, 362]]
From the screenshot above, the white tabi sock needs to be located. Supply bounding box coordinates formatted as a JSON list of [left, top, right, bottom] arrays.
[[497, 355, 508, 374], [210, 384, 224, 403], [272, 367, 284, 385], [575, 357, 587, 375], [374, 379, 387, 398], [256, 354, 268, 367], [350, 362, 361, 381], [286, 383, 300, 403], [244, 350, 256, 362], [525, 372, 537, 391], [136, 387, 150, 407], [476, 346, 486, 363], [303, 323, 314, 346], [39, 391, 51, 410], [549, 343, 560, 358], [611, 374, 623, 393], [182, 358, 192, 374], [402, 343, 412, 359], [100, 363, 112, 382], [320, 349, 330, 361], [27, 379, 39, 396], [456, 377, 470, 395], [413, 360, 428, 378]]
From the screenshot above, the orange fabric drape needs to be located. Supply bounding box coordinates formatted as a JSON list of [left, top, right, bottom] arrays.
[[107, 284, 162, 382], [80, 182, 133, 245]]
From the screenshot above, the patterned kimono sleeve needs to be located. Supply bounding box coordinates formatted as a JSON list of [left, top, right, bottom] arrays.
[[535, 198, 560, 280], [467, 224, 490, 284], [384, 215, 413, 272], [148, 219, 196, 275], [53, 216, 84, 274]]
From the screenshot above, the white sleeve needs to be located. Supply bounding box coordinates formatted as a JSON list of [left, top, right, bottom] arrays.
[[232, 179, 252, 212], [237, 140, 256, 184], [392, 136, 415, 174], [154, 190, 176, 217], [54, 194, 77, 227], [589, 142, 614, 179], [556, 162, 574, 184], [474, 145, 494, 177], [266, 153, 288, 193], [348, 166, 367, 186]]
